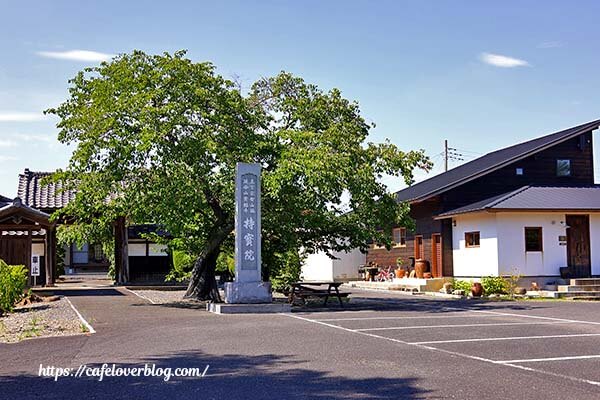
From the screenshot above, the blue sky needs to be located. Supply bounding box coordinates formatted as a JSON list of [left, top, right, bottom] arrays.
[[1, 0, 600, 195]]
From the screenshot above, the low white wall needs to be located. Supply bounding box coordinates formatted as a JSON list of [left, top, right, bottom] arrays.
[[301, 252, 334, 281], [452, 213, 499, 277], [331, 248, 364, 280], [496, 213, 568, 277]]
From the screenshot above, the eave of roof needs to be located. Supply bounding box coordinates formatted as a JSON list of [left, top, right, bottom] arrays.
[[396, 119, 600, 203], [435, 186, 600, 219]]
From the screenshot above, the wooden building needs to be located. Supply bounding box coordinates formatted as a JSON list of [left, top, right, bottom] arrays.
[[365, 119, 600, 280], [0, 169, 172, 286]]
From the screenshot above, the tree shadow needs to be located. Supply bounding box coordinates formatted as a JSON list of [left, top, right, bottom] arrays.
[[0, 350, 431, 400], [296, 292, 549, 314]]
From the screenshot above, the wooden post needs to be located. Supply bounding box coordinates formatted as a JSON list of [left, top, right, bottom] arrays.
[[25, 229, 32, 286], [114, 217, 129, 284], [45, 227, 55, 286]]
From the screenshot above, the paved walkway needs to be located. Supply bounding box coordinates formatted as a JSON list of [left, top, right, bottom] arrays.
[[1, 288, 600, 399]]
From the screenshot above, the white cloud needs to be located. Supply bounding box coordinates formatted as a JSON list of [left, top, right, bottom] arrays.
[[479, 52, 530, 68], [0, 112, 47, 122], [0, 155, 18, 162], [538, 41, 564, 49], [0, 139, 16, 147], [37, 49, 115, 62]]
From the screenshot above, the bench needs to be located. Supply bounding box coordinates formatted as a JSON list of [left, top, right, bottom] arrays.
[[289, 282, 349, 307]]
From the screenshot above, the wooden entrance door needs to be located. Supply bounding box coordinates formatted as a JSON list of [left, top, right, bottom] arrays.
[[431, 234, 442, 278], [566, 215, 591, 278]]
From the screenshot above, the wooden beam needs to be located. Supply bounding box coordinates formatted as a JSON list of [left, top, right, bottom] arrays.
[[114, 216, 129, 284], [26, 229, 32, 287], [45, 227, 55, 286]]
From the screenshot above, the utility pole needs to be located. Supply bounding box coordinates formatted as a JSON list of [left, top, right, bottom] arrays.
[[443, 140, 464, 172], [444, 139, 448, 172]]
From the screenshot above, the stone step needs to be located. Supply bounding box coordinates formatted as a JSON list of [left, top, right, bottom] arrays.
[[557, 291, 600, 298], [558, 285, 600, 292], [570, 278, 600, 286]]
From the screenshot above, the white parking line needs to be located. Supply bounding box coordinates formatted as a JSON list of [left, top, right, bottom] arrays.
[[315, 314, 507, 322], [498, 354, 600, 364], [123, 288, 156, 304], [283, 313, 600, 388], [65, 296, 96, 334], [413, 333, 600, 345], [355, 321, 572, 331]]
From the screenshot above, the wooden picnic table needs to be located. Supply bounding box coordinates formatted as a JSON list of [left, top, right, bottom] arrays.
[[289, 281, 348, 307]]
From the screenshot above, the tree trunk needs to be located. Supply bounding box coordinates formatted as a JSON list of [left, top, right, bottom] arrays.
[[184, 221, 234, 302], [185, 246, 221, 301]]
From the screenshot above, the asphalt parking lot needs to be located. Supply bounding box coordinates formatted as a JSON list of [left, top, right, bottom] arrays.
[[288, 292, 600, 389], [3, 287, 600, 399]]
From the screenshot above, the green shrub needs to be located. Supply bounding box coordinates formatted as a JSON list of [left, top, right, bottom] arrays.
[[450, 279, 472, 294], [270, 250, 303, 294], [165, 250, 195, 282], [0, 259, 28, 314], [481, 276, 509, 295]]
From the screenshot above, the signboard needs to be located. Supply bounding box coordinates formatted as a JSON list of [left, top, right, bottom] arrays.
[[235, 163, 261, 281], [31, 255, 40, 277]]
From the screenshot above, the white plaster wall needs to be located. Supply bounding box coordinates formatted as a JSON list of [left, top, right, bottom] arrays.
[[128, 242, 147, 257], [331, 248, 365, 280], [452, 213, 499, 277], [301, 252, 334, 281], [148, 243, 168, 256], [496, 213, 568, 277], [32, 243, 44, 256]]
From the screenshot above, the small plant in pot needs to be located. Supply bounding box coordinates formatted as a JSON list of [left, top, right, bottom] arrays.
[[395, 258, 406, 278]]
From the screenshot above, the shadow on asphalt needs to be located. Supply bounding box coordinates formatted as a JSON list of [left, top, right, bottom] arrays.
[[293, 293, 547, 314], [45, 289, 126, 297], [0, 351, 430, 399]]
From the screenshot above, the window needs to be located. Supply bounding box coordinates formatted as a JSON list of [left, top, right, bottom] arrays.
[[392, 227, 407, 247], [556, 159, 571, 177], [525, 227, 543, 252], [515, 167, 524, 175], [414, 235, 424, 259], [465, 231, 480, 248]]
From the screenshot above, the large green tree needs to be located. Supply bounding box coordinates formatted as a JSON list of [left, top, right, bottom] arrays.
[[48, 50, 430, 300]]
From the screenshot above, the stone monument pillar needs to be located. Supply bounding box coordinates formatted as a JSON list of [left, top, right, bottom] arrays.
[[224, 162, 272, 303]]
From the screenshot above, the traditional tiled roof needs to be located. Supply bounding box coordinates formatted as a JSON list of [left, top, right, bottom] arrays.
[[436, 186, 600, 218], [396, 119, 600, 203], [17, 169, 75, 211]]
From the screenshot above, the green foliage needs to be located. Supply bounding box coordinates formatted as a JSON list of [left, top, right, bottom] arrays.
[[55, 245, 66, 276], [450, 279, 472, 294], [0, 260, 28, 314], [216, 252, 234, 275], [481, 276, 509, 295], [270, 250, 303, 293], [165, 250, 195, 282], [502, 268, 523, 298], [46, 50, 431, 294]]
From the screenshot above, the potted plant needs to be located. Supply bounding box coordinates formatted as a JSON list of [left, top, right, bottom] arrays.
[[395, 258, 406, 278], [471, 282, 483, 297]]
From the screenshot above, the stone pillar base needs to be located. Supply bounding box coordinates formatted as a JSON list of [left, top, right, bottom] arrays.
[[225, 281, 272, 304]]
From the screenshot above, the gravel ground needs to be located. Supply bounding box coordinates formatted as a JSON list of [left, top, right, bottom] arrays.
[[0, 298, 85, 343]]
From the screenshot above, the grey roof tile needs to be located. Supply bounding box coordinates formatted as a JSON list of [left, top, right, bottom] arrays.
[[397, 119, 600, 202], [438, 186, 600, 217]]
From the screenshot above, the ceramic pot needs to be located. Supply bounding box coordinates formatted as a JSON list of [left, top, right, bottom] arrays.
[[471, 282, 483, 297], [414, 259, 427, 278], [395, 268, 405, 279]]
